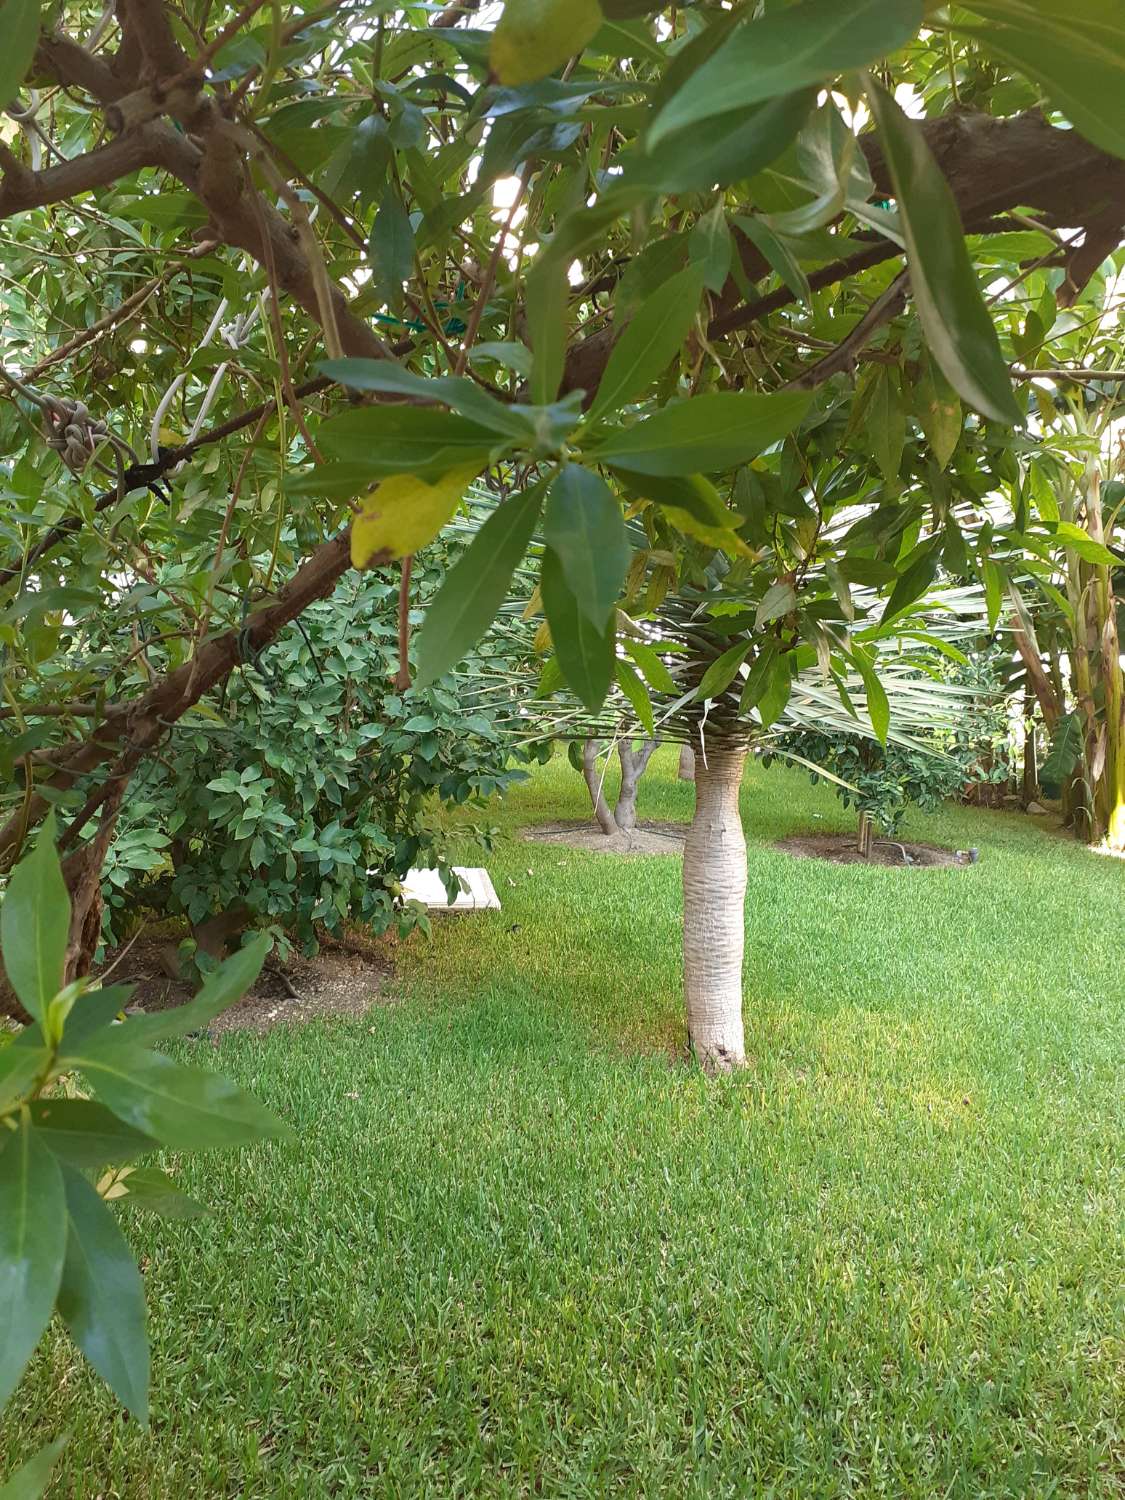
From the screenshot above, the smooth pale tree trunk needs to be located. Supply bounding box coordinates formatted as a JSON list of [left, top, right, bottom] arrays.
[[682, 741, 748, 1071], [678, 744, 695, 781], [615, 739, 658, 833], [581, 739, 618, 836]]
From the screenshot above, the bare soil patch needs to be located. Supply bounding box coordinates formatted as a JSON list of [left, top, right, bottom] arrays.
[[96, 936, 393, 1035], [775, 833, 966, 868], [522, 820, 687, 856]]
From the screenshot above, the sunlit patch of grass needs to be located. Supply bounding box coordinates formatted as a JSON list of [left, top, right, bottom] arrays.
[[4, 750, 1121, 1497]]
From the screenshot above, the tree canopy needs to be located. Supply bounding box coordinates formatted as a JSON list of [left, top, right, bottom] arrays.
[[3, 0, 1125, 976]]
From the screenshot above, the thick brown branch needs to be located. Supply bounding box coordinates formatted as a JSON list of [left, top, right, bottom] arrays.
[[0, 529, 378, 866], [0, 125, 179, 218]]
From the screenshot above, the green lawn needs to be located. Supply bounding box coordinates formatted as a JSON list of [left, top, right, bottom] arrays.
[[5, 751, 1123, 1497]]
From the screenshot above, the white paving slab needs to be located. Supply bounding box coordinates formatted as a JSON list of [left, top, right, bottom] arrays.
[[400, 866, 501, 912]]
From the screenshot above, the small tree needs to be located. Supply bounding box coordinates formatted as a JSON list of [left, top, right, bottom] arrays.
[[570, 737, 660, 840]]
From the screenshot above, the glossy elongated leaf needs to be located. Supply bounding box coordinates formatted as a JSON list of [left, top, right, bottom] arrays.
[[615, 658, 655, 734], [756, 581, 797, 627], [865, 83, 1022, 426], [0, 0, 41, 113], [732, 215, 810, 304], [416, 482, 546, 688], [591, 390, 810, 475], [914, 357, 962, 470], [526, 253, 567, 405], [0, 1045, 49, 1115], [318, 359, 532, 440], [757, 653, 794, 727], [66, 1039, 290, 1151], [0, 1122, 66, 1408], [589, 265, 705, 422], [1053, 520, 1118, 565], [543, 466, 629, 628], [541, 549, 614, 711], [368, 185, 414, 296], [627, 90, 814, 194], [29, 1100, 155, 1170], [61, 985, 134, 1050], [57, 1163, 148, 1420], [695, 641, 751, 701], [848, 646, 890, 744], [1, 811, 67, 1026], [110, 1166, 206, 1219], [351, 464, 483, 567], [490, 0, 604, 86], [318, 405, 499, 478], [869, 367, 906, 484], [625, 639, 675, 694], [650, 0, 923, 143], [0, 1436, 69, 1500], [961, 1, 1125, 160], [881, 547, 940, 624], [982, 558, 1005, 632], [690, 203, 732, 293], [116, 933, 271, 1046], [740, 644, 778, 713]]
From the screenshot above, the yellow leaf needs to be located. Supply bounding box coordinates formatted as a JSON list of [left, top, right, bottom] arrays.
[[350, 464, 482, 569], [158, 425, 185, 447], [490, 0, 604, 86]]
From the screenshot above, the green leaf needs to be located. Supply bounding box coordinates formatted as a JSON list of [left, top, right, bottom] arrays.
[[757, 653, 793, 727], [0, 1436, 69, 1500], [755, 581, 797, 627], [626, 90, 814, 194], [881, 548, 939, 625], [865, 82, 1022, 426], [689, 202, 732, 294], [318, 360, 531, 441], [1053, 520, 1119, 565], [869, 367, 906, 484], [0, 1045, 49, 1115], [732, 215, 811, 305], [848, 646, 890, 744], [541, 549, 614, 711], [318, 406, 499, 479], [590, 391, 810, 475], [0, 0, 41, 114], [116, 933, 271, 1046], [368, 185, 414, 295], [650, 0, 923, 143], [588, 265, 705, 422], [416, 483, 546, 688], [740, 643, 778, 713], [543, 466, 629, 629], [65, 1040, 290, 1151], [56, 1163, 148, 1420], [914, 357, 962, 470], [111, 1166, 206, 1220], [59, 985, 134, 1051], [615, 658, 655, 734], [29, 1101, 155, 1171], [0, 1121, 66, 1408], [1, 811, 68, 1027], [625, 639, 675, 694], [961, 1, 1125, 161], [526, 253, 567, 405], [490, 0, 604, 86], [982, 558, 1005, 632], [1041, 711, 1083, 784], [695, 641, 751, 701]]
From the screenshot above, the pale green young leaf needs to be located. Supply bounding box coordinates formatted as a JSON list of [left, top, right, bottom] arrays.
[[615, 658, 655, 734]]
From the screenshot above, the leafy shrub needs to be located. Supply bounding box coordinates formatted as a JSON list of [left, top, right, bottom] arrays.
[[100, 561, 525, 959]]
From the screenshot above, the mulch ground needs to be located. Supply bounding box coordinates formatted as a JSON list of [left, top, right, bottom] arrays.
[[775, 833, 969, 868]]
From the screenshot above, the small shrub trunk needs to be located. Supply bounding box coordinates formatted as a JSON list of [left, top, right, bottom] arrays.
[[857, 812, 875, 858], [678, 744, 695, 781], [682, 742, 748, 1071]]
